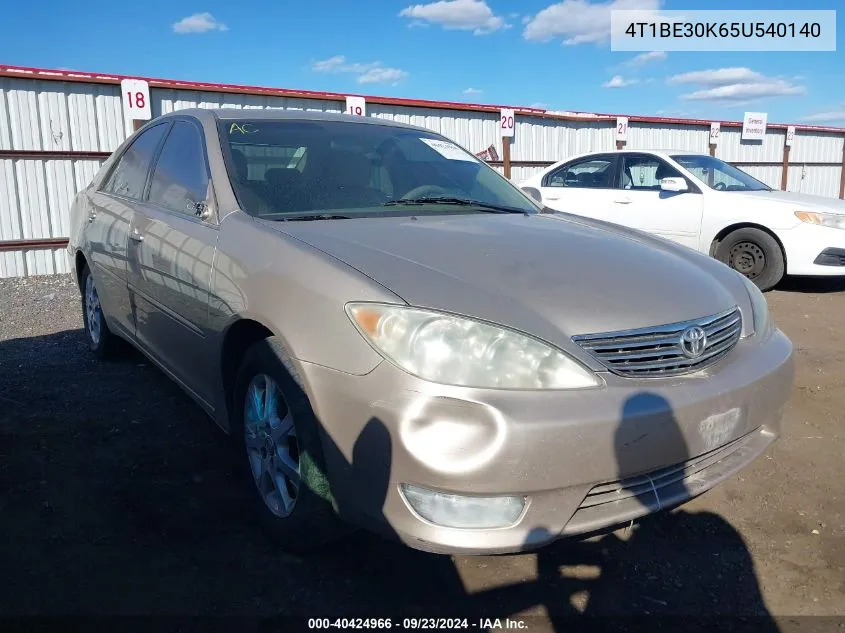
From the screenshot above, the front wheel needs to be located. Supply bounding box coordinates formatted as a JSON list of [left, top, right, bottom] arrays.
[[715, 228, 785, 291], [231, 337, 349, 551]]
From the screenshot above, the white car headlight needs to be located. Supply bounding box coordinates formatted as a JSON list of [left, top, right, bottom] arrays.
[[346, 303, 601, 390], [738, 273, 773, 338], [795, 211, 845, 231]]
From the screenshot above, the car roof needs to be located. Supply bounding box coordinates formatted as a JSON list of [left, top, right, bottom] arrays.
[[160, 107, 432, 133]]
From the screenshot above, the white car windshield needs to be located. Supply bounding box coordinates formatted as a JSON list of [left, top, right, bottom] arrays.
[[671, 155, 772, 192]]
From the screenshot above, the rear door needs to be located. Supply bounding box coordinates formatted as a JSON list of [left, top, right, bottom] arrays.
[[537, 154, 619, 221], [126, 119, 220, 409], [610, 153, 704, 250], [87, 123, 169, 339]]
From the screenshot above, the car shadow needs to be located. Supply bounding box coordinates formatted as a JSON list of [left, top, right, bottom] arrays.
[[775, 275, 845, 294], [0, 329, 778, 630]]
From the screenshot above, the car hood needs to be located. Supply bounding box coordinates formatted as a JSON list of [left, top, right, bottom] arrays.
[[733, 189, 845, 214], [270, 212, 747, 352]]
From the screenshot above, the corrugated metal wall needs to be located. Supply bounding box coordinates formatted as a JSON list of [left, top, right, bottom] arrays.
[[1, 74, 843, 277]]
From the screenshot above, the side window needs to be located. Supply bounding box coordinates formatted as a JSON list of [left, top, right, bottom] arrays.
[[103, 124, 168, 199], [149, 121, 210, 216], [546, 157, 614, 189], [619, 155, 683, 190]]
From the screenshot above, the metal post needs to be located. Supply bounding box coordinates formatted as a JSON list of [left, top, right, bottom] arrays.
[[502, 137, 511, 180], [132, 119, 144, 132], [709, 144, 716, 157], [781, 143, 790, 191]]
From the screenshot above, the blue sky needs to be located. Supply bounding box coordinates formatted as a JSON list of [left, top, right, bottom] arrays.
[[1, 0, 843, 124]]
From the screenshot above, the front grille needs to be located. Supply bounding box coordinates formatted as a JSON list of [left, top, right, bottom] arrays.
[[572, 307, 742, 378]]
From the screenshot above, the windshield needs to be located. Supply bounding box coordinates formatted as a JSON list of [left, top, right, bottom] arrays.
[[670, 154, 772, 192], [218, 119, 539, 219]]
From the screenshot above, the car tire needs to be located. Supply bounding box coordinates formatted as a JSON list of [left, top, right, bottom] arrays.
[[715, 228, 785, 291], [231, 337, 349, 551], [80, 264, 122, 360]]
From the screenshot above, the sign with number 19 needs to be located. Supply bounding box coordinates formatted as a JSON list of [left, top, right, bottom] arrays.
[[345, 96, 366, 117], [120, 79, 151, 121]]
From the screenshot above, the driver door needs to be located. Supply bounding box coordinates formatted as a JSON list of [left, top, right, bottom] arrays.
[[610, 153, 704, 250]]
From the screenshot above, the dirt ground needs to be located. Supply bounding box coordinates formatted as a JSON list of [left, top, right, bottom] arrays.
[[0, 274, 843, 630]]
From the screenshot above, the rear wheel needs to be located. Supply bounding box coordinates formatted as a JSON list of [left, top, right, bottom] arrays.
[[715, 228, 784, 291], [231, 337, 348, 551], [80, 264, 121, 359]]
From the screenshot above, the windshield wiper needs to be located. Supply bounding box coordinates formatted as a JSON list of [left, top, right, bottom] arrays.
[[384, 196, 527, 214], [279, 213, 354, 221]]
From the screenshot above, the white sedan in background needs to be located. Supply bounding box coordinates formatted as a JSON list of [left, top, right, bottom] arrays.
[[519, 150, 845, 290]]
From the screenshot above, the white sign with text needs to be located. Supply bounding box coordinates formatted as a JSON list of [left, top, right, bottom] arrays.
[[786, 125, 796, 147], [120, 79, 151, 121], [710, 122, 721, 145], [616, 117, 629, 142], [500, 108, 515, 138], [742, 112, 768, 141], [345, 96, 366, 117]]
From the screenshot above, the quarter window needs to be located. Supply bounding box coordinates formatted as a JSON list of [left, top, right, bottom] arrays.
[[103, 123, 168, 200], [546, 157, 615, 189], [149, 121, 211, 216]]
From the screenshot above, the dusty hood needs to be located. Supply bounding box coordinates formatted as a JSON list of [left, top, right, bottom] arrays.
[[271, 212, 745, 350], [735, 190, 845, 214]]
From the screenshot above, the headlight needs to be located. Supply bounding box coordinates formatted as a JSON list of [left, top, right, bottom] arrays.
[[345, 303, 601, 390], [738, 273, 773, 338], [795, 211, 845, 231]]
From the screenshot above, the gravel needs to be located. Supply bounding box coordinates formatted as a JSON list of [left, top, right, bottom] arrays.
[[0, 274, 843, 623]]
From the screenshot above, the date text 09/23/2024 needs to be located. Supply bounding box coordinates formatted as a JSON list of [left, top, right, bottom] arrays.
[[308, 618, 528, 630]]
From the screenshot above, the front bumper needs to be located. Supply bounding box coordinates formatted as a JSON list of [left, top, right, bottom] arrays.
[[779, 223, 845, 276], [300, 328, 794, 555]]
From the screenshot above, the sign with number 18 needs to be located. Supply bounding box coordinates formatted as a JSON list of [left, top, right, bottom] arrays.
[[121, 79, 151, 121]]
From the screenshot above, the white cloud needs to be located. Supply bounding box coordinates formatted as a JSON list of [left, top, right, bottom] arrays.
[[623, 51, 667, 67], [800, 110, 845, 124], [668, 67, 764, 86], [668, 67, 805, 103], [172, 12, 228, 33], [523, 0, 664, 45], [529, 102, 550, 109], [311, 56, 379, 73], [311, 56, 408, 85], [357, 68, 408, 85], [680, 81, 804, 102], [463, 87, 483, 95], [399, 0, 507, 34], [603, 75, 638, 88]]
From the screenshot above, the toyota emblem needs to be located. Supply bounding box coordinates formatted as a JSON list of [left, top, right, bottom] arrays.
[[680, 326, 707, 359]]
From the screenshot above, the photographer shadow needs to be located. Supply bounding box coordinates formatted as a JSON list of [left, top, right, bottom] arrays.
[[309, 392, 778, 630]]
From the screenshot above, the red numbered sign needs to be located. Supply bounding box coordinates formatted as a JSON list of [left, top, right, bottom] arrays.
[[500, 108, 515, 138], [616, 117, 629, 142], [710, 122, 721, 145], [120, 79, 151, 121], [345, 96, 366, 117], [786, 126, 796, 147]]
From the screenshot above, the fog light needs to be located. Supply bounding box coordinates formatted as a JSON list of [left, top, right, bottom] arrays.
[[400, 484, 525, 529]]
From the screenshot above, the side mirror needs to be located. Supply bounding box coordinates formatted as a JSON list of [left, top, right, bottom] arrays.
[[521, 186, 543, 203], [660, 177, 688, 193]]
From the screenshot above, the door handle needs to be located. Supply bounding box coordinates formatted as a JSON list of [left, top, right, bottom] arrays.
[[129, 231, 144, 243], [545, 196, 561, 201], [614, 198, 633, 204]]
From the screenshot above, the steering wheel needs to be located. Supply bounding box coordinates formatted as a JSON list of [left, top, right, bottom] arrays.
[[714, 181, 727, 191], [400, 184, 453, 200]]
